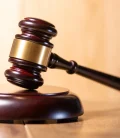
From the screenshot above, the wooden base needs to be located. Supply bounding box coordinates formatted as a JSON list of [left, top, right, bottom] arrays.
[[0, 84, 84, 120]]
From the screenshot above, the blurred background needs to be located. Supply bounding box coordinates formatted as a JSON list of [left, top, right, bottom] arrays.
[[0, 0, 119, 100]]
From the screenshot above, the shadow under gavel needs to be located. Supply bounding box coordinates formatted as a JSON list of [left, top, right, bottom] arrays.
[[4, 17, 120, 90]]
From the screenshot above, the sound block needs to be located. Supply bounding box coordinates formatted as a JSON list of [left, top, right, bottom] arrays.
[[0, 84, 84, 121]]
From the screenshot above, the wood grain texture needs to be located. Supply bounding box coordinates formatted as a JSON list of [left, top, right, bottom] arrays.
[[0, 124, 28, 138]]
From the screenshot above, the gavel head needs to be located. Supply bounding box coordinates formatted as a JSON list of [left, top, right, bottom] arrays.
[[5, 17, 57, 89]]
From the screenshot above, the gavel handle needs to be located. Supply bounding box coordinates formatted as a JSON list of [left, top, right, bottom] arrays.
[[49, 53, 120, 90]]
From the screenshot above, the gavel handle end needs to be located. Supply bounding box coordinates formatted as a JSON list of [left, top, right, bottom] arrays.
[[49, 53, 120, 90]]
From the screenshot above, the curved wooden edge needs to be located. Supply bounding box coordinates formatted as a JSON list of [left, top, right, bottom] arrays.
[[0, 85, 84, 120], [0, 93, 84, 120]]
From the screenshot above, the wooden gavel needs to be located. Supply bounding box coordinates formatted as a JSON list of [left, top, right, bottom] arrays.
[[4, 17, 120, 90]]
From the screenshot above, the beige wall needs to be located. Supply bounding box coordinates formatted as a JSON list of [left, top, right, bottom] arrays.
[[0, 0, 119, 99]]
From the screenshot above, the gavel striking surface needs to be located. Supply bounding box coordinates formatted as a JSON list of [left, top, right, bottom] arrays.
[[0, 84, 83, 121]]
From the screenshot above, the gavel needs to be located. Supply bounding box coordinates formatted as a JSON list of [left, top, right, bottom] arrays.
[[5, 17, 120, 90]]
